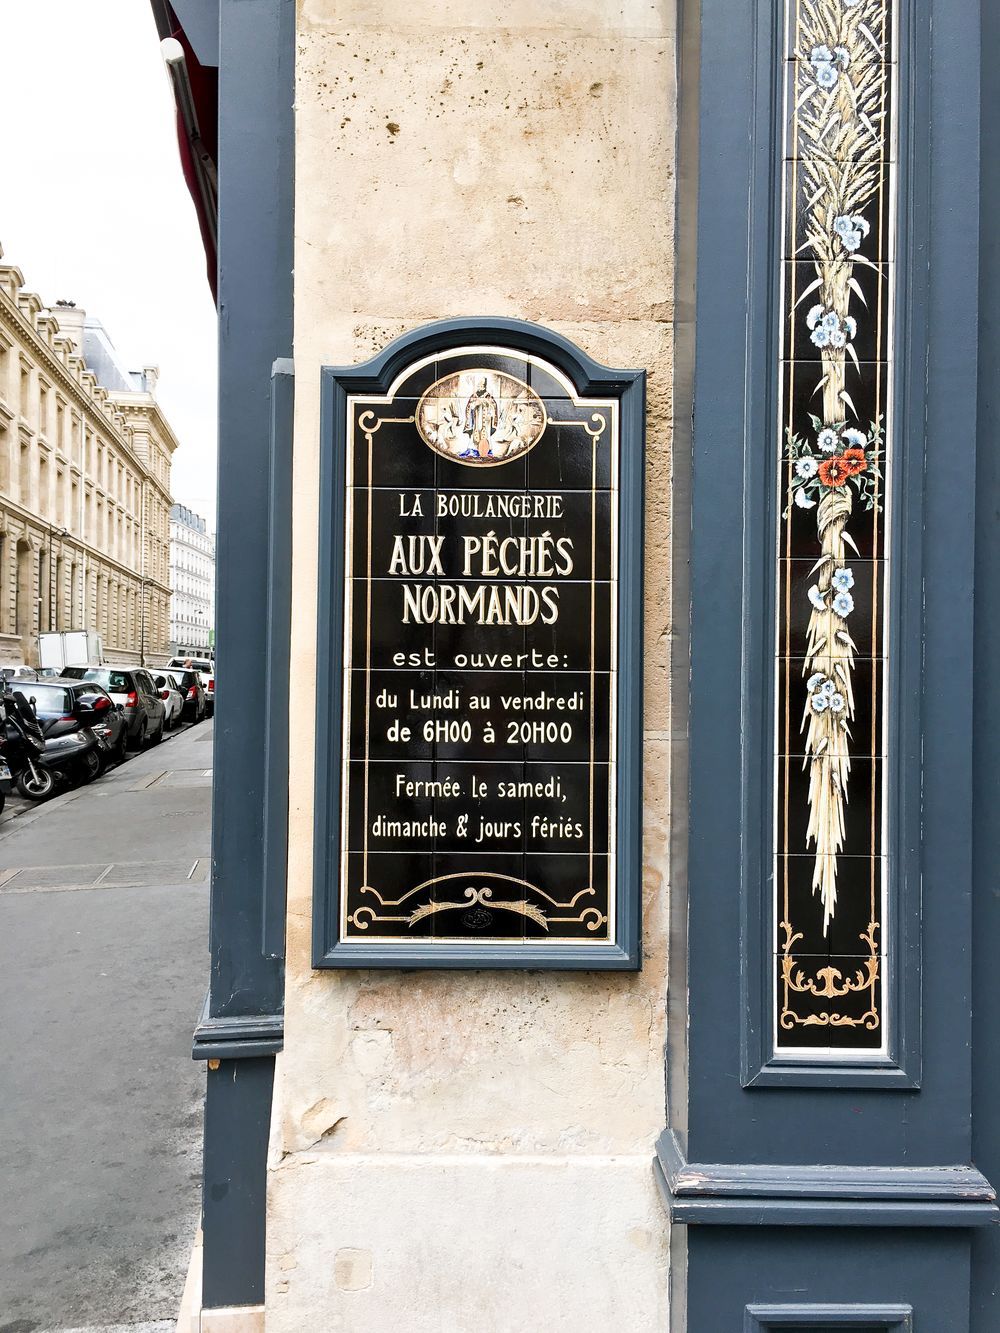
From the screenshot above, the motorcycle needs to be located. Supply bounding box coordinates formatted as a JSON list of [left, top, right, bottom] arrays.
[[0, 721, 12, 815], [0, 688, 53, 800], [0, 689, 106, 800]]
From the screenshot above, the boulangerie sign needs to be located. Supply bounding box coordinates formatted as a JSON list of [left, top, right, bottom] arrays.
[[311, 322, 644, 969]]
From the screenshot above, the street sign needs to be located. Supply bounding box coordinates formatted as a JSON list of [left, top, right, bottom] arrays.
[[312, 321, 644, 968]]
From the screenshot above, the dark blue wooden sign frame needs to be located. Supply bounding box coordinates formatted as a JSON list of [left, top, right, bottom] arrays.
[[312, 318, 644, 970]]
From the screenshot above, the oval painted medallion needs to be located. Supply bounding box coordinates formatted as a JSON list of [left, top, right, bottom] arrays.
[[416, 369, 547, 466]]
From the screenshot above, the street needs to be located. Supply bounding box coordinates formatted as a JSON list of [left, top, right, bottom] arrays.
[[0, 720, 212, 1333]]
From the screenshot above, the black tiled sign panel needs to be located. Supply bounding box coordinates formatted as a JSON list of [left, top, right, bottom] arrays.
[[339, 350, 619, 948], [773, 0, 896, 1052]]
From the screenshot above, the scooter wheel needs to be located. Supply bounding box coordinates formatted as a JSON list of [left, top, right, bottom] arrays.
[[17, 766, 55, 800]]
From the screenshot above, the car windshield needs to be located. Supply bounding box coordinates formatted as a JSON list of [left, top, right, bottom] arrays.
[[62, 668, 131, 693], [8, 682, 73, 714]]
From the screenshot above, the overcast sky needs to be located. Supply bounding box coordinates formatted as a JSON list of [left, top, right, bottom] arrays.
[[1, 0, 218, 523]]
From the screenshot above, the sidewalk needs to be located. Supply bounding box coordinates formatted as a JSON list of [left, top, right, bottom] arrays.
[[0, 722, 213, 1330]]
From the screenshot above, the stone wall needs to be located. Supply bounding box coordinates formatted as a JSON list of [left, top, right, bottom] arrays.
[[270, 1, 676, 1325]]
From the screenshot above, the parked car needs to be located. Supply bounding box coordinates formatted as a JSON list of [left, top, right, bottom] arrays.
[[163, 667, 206, 723], [153, 673, 184, 730], [6, 678, 128, 786], [61, 665, 166, 748], [167, 656, 214, 715], [0, 664, 40, 681]]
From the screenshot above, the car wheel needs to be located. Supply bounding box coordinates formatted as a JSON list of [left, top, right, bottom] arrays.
[[17, 765, 54, 800], [116, 731, 128, 764], [132, 718, 147, 751], [150, 718, 164, 746]]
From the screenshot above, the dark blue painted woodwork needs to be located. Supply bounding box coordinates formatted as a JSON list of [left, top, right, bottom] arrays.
[[198, 0, 293, 1312], [666, 0, 997, 1326]]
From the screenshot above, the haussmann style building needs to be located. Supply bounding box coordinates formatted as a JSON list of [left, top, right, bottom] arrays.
[[170, 503, 216, 656], [153, 1, 1000, 1330], [0, 248, 175, 667]]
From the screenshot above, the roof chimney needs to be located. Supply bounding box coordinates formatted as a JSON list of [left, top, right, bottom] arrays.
[[52, 301, 86, 354]]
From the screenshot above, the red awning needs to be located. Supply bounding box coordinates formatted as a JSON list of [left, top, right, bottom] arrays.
[[151, 2, 219, 301]]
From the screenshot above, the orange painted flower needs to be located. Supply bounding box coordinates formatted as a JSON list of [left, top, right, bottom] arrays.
[[818, 457, 851, 487], [841, 448, 867, 475]]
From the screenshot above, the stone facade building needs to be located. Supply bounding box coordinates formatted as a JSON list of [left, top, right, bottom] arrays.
[[169, 503, 215, 655], [0, 245, 174, 666]]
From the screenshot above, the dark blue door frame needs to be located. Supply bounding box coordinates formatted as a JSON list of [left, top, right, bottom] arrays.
[[662, 0, 1000, 1328], [182, 0, 294, 1312]]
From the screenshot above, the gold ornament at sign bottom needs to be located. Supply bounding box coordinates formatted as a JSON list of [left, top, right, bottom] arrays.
[[348, 872, 609, 934]]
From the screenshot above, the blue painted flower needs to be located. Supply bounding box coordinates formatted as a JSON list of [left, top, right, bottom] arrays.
[[842, 229, 863, 252], [822, 311, 841, 331], [833, 591, 855, 617], [830, 329, 847, 349], [808, 585, 827, 612], [816, 63, 839, 89], [806, 304, 825, 330], [794, 488, 816, 510], [817, 428, 839, 453], [834, 215, 853, 237], [829, 692, 846, 714], [832, 567, 855, 592], [810, 326, 831, 349], [807, 672, 827, 692], [820, 679, 837, 698], [810, 45, 834, 64], [842, 428, 867, 449], [811, 691, 831, 713], [833, 46, 851, 68], [844, 315, 857, 339], [795, 457, 818, 479]]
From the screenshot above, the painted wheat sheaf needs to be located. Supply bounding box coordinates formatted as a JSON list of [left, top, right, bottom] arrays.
[[790, 0, 888, 931]]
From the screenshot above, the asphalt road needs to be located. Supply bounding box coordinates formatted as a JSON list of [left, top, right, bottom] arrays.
[[0, 720, 213, 1333]]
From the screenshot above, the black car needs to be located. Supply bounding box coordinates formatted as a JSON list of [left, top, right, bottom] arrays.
[[61, 666, 166, 748], [7, 678, 129, 772]]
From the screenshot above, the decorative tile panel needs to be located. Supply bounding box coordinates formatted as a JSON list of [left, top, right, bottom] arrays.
[[774, 0, 897, 1053]]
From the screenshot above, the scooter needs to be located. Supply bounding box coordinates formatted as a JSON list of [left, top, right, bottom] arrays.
[[0, 716, 13, 815], [0, 688, 53, 800], [1, 688, 110, 800]]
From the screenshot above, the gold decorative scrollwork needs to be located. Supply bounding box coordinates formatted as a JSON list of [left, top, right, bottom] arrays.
[[409, 887, 548, 929], [356, 410, 415, 436], [779, 920, 880, 1031], [348, 873, 606, 934]]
